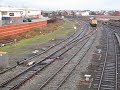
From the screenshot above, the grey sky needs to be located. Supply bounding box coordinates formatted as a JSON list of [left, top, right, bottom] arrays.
[[1, 0, 120, 10]]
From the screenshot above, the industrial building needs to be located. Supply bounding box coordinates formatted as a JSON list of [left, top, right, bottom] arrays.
[[18, 8, 42, 19], [0, 7, 42, 26], [80, 11, 90, 16]]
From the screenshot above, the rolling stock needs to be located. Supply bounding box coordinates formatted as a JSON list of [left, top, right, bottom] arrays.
[[89, 17, 97, 27]]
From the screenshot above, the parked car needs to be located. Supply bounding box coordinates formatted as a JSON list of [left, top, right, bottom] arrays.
[[23, 18, 33, 22]]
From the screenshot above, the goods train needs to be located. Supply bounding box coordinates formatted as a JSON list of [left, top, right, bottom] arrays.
[[89, 17, 97, 27]]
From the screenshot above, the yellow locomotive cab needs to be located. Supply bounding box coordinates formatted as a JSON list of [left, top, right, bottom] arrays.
[[91, 20, 97, 24], [90, 19, 97, 27]]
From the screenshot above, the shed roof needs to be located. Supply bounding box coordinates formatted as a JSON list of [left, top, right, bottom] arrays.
[[0, 7, 23, 12]]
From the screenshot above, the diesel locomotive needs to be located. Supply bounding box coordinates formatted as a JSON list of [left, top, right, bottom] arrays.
[[89, 17, 97, 27]]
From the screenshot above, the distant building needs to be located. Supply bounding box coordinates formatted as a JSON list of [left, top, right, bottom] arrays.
[[63, 11, 69, 16], [74, 11, 80, 16], [104, 11, 110, 15], [18, 8, 42, 19], [112, 11, 120, 16], [80, 11, 90, 16], [57, 10, 75, 16], [0, 7, 42, 26], [0, 7, 23, 25], [67, 10, 75, 16], [42, 11, 54, 17]]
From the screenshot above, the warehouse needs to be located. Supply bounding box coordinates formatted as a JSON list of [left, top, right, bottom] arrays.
[[0, 7, 23, 26], [18, 8, 42, 19], [80, 11, 90, 16], [0, 7, 42, 26]]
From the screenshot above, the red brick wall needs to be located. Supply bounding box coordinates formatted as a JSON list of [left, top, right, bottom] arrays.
[[0, 21, 47, 37]]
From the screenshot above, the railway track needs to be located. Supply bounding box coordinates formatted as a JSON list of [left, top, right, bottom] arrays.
[[114, 33, 120, 90], [0, 30, 92, 90], [107, 25, 120, 90], [106, 23, 120, 39], [36, 30, 97, 90], [93, 25, 120, 90], [0, 22, 91, 90], [0, 21, 86, 75]]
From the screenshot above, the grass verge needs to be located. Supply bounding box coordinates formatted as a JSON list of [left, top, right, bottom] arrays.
[[0, 19, 76, 56]]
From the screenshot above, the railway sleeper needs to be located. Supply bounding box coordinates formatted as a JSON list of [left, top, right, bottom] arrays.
[[104, 74, 115, 76], [95, 77, 101, 80], [100, 87, 115, 90], [105, 67, 115, 69], [104, 72, 115, 74], [103, 75, 115, 78], [102, 79, 115, 83], [105, 63, 115, 66], [95, 74, 102, 77], [104, 72, 115, 75], [102, 79, 115, 82], [101, 83, 115, 87], [104, 69, 115, 72], [106, 60, 116, 63], [96, 71, 102, 74], [101, 84, 115, 88], [95, 74, 102, 76], [103, 74, 115, 76], [94, 78, 101, 81], [104, 68, 116, 70], [105, 64, 115, 66], [103, 76, 115, 79], [105, 61, 116, 63], [99, 65, 104, 68], [97, 68, 103, 71], [96, 72, 102, 74]]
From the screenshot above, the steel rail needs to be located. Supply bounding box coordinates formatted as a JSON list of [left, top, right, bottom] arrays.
[[9, 30, 95, 90], [8, 29, 93, 90], [97, 27, 108, 90], [0, 24, 90, 89], [56, 31, 97, 90], [97, 26, 118, 90], [37, 31, 96, 90], [0, 21, 85, 75]]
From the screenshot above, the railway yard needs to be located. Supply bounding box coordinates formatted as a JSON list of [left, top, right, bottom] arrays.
[[0, 17, 120, 90]]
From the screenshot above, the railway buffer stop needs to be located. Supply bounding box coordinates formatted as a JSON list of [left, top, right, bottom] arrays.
[[0, 52, 9, 70]]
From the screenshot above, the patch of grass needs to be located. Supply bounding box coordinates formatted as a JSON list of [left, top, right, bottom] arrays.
[[0, 19, 77, 56]]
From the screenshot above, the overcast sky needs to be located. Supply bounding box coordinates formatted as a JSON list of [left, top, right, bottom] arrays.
[[0, 0, 120, 10]]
